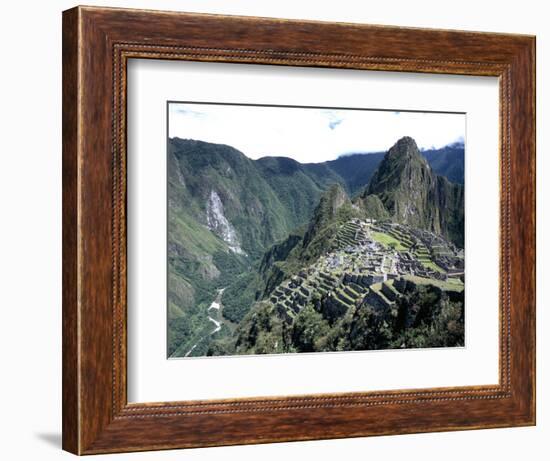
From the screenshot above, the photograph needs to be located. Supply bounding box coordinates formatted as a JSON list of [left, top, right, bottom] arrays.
[[167, 102, 466, 358]]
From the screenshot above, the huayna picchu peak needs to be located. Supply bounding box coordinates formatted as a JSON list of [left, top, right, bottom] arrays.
[[362, 136, 464, 247]]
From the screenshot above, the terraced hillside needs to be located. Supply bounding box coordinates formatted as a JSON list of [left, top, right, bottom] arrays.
[[226, 217, 465, 355], [271, 219, 461, 314]]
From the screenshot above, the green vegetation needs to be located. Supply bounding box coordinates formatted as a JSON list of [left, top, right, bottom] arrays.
[[358, 194, 390, 220], [234, 302, 286, 355], [167, 137, 465, 357], [170, 313, 213, 357], [362, 137, 464, 247], [222, 271, 260, 323], [371, 231, 407, 251], [256, 156, 345, 229], [403, 275, 464, 292], [421, 260, 446, 273], [341, 284, 464, 351], [292, 305, 333, 352], [391, 286, 464, 348]]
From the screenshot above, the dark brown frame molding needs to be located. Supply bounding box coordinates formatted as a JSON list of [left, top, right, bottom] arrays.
[[62, 5, 536, 455]]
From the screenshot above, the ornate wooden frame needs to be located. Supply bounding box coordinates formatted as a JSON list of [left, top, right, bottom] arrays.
[[62, 5, 536, 455]]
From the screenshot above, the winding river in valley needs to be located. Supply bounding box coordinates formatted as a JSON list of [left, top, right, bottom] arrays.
[[184, 288, 225, 357]]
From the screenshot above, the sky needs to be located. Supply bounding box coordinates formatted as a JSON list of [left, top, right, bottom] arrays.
[[168, 102, 465, 163]]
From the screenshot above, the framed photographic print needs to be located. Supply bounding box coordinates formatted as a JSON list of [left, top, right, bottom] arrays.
[[62, 6, 535, 455]]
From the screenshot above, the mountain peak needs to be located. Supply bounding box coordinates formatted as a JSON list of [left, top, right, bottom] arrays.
[[396, 135, 417, 147], [366, 136, 428, 197], [386, 136, 424, 162], [302, 183, 350, 249], [359, 136, 464, 247], [311, 183, 350, 224], [324, 182, 348, 204]]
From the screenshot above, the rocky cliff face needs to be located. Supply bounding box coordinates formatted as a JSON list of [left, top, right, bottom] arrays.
[[205, 190, 245, 255], [361, 137, 464, 247], [302, 184, 351, 248]]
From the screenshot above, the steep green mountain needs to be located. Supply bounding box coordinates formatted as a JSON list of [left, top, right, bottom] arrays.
[[220, 185, 361, 331], [256, 142, 464, 202], [258, 184, 362, 295], [168, 140, 253, 355], [217, 139, 465, 356], [167, 139, 356, 356], [421, 142, 465, 184], [227, 192, 464, 356], [169, 138, 296, 258], [319, 143, 464, 193], [300, 184, 355, 257], [254, 156, 345, 231], [360, 137, 464, 247], [168, 137, 465, 357]]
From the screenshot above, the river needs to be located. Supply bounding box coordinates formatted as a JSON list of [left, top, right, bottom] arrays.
[[184, 288, 226, 357]]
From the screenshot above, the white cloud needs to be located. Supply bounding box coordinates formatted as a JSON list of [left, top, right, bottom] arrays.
[[169, 103, 465, 163]]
